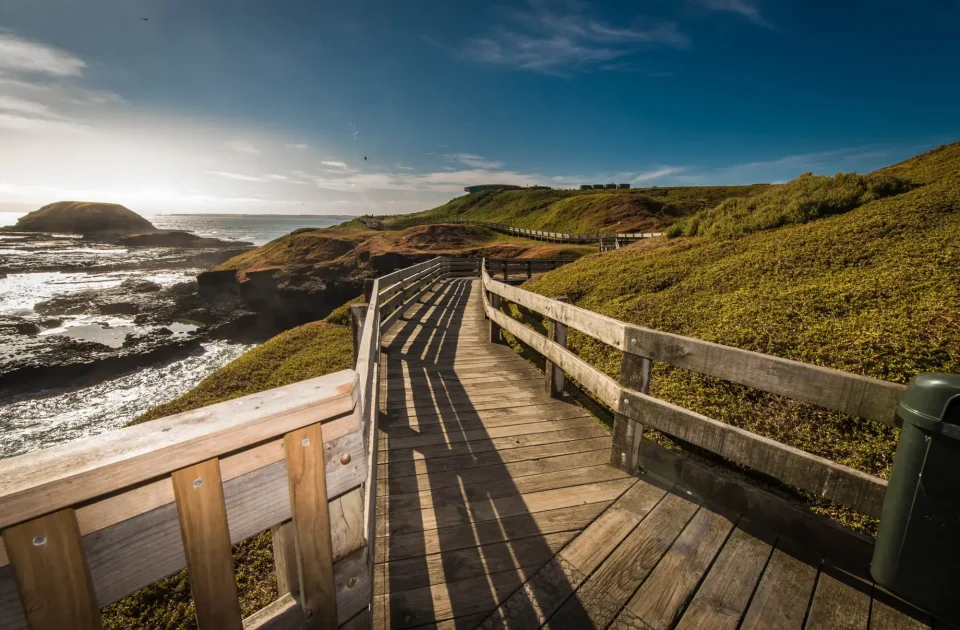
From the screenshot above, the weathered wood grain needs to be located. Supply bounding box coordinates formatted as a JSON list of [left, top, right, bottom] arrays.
[[739, 537, 819, 630], [171, 458, 243, 630], [2, 509, 101, 630], [284, 423, 339, 628], [0, 370, 357, 530], [620, 388, 887, 517], [272, 521, 299, 597], [805, 564, 872, 630]]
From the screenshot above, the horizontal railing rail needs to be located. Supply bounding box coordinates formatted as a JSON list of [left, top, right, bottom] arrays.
[[0, 256, 471, 630], [453, 218, 664, 248], [481, 261, 906, 520]]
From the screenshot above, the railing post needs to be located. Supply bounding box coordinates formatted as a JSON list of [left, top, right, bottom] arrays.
[[284, 423, 338, 628], [363, 278, 375, 303], [489, 293, 504, 344], [271, 521, 300, 597], [544, 297, 569, 398], [502, 261, 508, 282], [172, 458, 243, 629], [350, 304, 366, 366], [526, 261, 532, 279], [2, 509, 101, 630], [611, 353, 652, 475]]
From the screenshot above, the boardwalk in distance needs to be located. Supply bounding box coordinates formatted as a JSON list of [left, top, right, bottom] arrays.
[[373, 278, 931, 630]]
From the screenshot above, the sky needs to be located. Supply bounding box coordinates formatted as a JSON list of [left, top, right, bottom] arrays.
[[0, 0, 958, 216]]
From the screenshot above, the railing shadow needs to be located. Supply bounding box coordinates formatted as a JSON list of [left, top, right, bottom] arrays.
[[377, 278, 595, 629]]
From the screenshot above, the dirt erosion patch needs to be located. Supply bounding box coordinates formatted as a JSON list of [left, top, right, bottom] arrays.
[[395, 224, 496, 251]]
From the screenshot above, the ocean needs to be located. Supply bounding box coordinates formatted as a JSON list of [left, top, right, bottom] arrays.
[[0, 212, 353, 459], [0, 212, 352, 246]]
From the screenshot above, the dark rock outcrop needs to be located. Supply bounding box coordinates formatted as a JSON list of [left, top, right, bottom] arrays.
[[118, 231, 251, 248], [11, 201, 156, 235]]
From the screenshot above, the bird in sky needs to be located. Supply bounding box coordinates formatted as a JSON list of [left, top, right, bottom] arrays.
[[140, 17, 149, 21], [364, 156, 367, 161]]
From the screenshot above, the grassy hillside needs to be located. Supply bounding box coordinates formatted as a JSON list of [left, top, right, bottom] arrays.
[[105, 318, 355, 629], [213, 222, 595, 280], [386, 184, 769, 233], [522, 142, 960, 532], [11, 201, 156, 234]]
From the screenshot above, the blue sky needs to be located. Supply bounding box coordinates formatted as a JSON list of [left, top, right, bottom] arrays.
[[0, 0, 958, 215]]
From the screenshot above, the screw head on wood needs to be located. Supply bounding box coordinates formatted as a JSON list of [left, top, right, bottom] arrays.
[[193, 478, 203, 488], [302, 438, 310, 447], [347, 577, 358, 588], [340, 453, 352, 465], [32, 536, 46, 546]]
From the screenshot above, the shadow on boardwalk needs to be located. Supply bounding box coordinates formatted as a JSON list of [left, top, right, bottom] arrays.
[[373, 279, 620, 629]]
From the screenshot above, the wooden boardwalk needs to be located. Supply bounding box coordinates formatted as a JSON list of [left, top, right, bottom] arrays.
[[373, 279, 931, 630]]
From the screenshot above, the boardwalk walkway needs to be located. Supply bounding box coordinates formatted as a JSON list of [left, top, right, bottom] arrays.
[[373, 278, 931, 630]]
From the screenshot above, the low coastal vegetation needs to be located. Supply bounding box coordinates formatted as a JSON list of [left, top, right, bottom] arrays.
[[523, 142, 960, 531], [387, 184, 769, 233], [665, 171, 913, 238]]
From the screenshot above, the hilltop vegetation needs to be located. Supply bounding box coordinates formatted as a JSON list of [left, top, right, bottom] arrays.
[[523, 142, 960, 531], [386, 184, 769, 233], [666, 171, 914, 238]]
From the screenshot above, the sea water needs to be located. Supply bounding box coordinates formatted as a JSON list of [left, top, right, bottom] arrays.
[[0, 212, 353, 458]]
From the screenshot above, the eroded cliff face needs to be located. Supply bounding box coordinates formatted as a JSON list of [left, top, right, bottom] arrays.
[[196, 223, 581, 328]]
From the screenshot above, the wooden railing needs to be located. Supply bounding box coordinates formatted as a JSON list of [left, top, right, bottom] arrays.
[[452, 219, 664, 247], [484, 258, 575, 282], [481, 261, 908, 520], [0, 256, 465, 630]]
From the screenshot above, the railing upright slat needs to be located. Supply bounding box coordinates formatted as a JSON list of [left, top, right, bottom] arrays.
[[284, 423, 338, 627], [171, 458, 243, 630], [2, 509, 100, 630]]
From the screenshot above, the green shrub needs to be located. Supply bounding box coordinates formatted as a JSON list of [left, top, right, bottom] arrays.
[[669, 171, 914, 239]]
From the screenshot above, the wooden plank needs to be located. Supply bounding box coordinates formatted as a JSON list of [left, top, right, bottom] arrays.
[[385, 465, 628, 515], [382, 417, 600, 451], [385, 401, 591, 427], [171, 458, 243, 630], [376, 532, 573, 593], [740, 537, 820, 630], [2, 509, 101, 630], [544, 297, 568, 398], [384, 389, 546, 411], [272, 521, 299, 597], [620, 505, 737, 630], [479, 479, 667, 630], [635, 439, 875, 574], [620, 388, 887, 517], [384, 449, 609, 496], [381, 436, 611, 480], [610, 351, 651, 474], [0, 369, 357, 530], [378, 478, 634, 537], [805, 564, 871, 630], [391, 410, 593, 436], [284, 423, 339, 628], [485, 304, 621, 408], [382, 426, 609, 464], [675, 519, 776, 630], [374, 567, 532, 630], [546, 491, 699, 630], [622, 324, 902, 427], [376, 502, 604, 564], [482, 267, 903, 426], [868, 588, 932, 630]]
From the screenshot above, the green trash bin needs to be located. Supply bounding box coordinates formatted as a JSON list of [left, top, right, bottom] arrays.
[[872, 373, 960, 623]]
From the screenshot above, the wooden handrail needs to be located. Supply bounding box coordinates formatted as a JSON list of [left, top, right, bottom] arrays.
[[0, 255, 459, 630], [481, 262, 893, 518]]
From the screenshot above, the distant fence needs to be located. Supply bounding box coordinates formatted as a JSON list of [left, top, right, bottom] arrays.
[[452, 219, 663, 251]]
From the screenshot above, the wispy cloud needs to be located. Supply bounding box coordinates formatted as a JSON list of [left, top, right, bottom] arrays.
[[462, 2, 688, 76], [0, 33, 86, 77], [632, 166, 685, 182], [285, 143, 308, 149], [420, 34, 443, 49], [442, 153, 504, 169], [692, 0, 773, 29], [321, 160, 349, 169], [208, 171, 310, 184], [225, 140, 259, 154]]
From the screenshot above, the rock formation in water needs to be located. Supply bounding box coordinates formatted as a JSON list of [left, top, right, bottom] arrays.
[[12, 201, 157, 235]]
